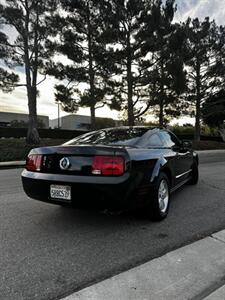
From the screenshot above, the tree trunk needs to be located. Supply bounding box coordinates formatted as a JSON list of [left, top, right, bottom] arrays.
[[195, 61, 201, 142], [195, 97, 201, 141], [87, 6, 96, 131], [24, 66, 40, 145], [127, 63, 134, 126], [159, 60, 164, 127], [90, 104, 96, 131], [219, 126, 225, 142], [26, 87, 40, 144], [24, 0, 40, 145], [159, 97, 164, 127], [127, 32, 134, 126]]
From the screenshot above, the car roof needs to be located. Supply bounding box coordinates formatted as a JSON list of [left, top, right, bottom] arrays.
[[103, 126, 163, 131]]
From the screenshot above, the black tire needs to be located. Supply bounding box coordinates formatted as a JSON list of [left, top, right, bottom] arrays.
[[189, 161, 199, 185], [147, 172, 170, 221]]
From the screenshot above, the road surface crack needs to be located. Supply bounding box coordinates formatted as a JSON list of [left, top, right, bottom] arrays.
[[211, 235, 225, 245]]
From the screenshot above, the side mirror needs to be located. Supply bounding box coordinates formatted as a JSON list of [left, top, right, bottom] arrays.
[[182, 140, 192, 149]]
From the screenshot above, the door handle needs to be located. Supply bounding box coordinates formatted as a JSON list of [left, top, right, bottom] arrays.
[[178, 151, 189, 157]]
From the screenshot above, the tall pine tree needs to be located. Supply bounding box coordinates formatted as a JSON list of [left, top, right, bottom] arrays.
[[103, 0, 185, 126], [47, 0, 113, 130], [0, 26, 19, 92], [103, 0, 156, 126], [140, 0, 186, 126], [201, 24, 225, 137], [202, 90, 225, 128], [184, 17, 221, 141], [0, 0, 58, 144]]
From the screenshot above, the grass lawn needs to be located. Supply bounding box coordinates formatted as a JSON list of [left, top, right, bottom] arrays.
[[0, 138, 225, 162], [192, 140, 225, 150]]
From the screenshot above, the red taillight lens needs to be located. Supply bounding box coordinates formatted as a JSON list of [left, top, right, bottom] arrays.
[[92, 155, 125, 176], [26, 154, 42, 171]]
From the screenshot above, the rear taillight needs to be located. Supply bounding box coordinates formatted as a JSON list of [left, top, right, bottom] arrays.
[[26, 154, 43, 171], [92, 155, 125, 176]]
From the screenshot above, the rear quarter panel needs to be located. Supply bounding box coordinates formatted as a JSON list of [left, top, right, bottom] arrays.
[[126, 148, 177, 188]]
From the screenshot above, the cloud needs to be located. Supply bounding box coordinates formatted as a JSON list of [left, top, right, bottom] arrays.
[[0, 75, 61, 119], [176, 0, 225, 24], [176, 0, 199, 14]]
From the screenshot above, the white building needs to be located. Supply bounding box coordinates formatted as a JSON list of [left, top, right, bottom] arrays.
[[0, 111, 49, 128], [50, 114, 91, 130], [50, 114, 122, 131]]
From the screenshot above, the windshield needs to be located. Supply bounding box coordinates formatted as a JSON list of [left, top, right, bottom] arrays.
[[63, 128, 150, 146]]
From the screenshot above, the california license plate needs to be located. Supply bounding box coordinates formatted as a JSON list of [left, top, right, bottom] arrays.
[[50, 185, 71, 201]]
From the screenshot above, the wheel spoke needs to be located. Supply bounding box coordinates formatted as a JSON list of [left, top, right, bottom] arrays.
[[158, 179, 169, 213], [159, 199, 165, 210]]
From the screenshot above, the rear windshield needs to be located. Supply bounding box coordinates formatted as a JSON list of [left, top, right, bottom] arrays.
[[64, 128, 150, 146]]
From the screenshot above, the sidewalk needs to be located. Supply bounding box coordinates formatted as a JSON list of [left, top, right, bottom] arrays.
[[63, 230, 225, 300]]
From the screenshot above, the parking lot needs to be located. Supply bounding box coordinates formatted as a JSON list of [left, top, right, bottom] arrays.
[[0, 158, 225, 300]]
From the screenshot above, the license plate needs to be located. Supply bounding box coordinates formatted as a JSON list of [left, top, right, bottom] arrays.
[[50, 185, 71, 201]]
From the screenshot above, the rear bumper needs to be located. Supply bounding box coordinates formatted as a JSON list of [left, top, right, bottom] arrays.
[[21, 170, 137, 210]]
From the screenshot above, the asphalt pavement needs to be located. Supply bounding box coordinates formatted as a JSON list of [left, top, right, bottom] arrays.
[[0, 159, 225, 300]]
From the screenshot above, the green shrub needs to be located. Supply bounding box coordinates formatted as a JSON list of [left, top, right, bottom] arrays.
[[0, 138, 67, 162]]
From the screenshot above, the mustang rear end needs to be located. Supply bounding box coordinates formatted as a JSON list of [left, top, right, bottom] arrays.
[[21, 127, 199, 221], [21, 145, 138, 210]]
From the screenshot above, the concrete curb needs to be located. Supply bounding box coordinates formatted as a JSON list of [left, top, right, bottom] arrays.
[[62, 230, 225, 300], [204, 285, 225, 300], [0, 161, 25, 169]]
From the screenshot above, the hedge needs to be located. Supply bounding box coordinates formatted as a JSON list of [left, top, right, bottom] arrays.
[[0, 127, 88, 139], [177, 134, 223, 142], [0, 127, 223, 142]]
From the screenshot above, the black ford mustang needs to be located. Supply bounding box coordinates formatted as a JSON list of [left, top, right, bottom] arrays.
[[21, 127, 199, 221]]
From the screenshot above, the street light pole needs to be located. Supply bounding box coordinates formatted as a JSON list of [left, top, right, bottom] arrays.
[[56, 101, 60, 129]]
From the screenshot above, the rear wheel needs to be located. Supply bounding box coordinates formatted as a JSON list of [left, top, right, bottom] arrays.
[[148, 172, 170, 221], [189, 161, 199, 185]]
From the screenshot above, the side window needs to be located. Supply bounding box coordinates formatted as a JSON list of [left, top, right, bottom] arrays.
[[160, 131, 181, 148], [140, 133, 164, 148]]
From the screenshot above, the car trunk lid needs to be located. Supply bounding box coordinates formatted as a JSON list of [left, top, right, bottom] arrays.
[[29, 145, 130, 176]]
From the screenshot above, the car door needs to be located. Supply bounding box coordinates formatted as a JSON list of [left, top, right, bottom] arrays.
[[160, 130, 192, 185]]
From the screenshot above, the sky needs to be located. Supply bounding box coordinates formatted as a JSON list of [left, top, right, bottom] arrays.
[[0, 0, 225, 122]]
